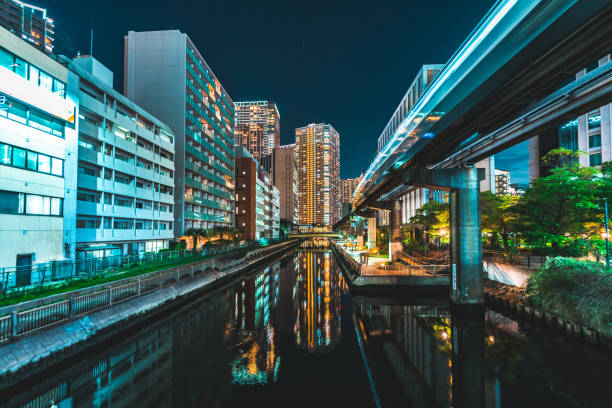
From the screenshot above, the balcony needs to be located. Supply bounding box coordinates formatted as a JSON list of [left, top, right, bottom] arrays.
[[78, 120, 102, 139]]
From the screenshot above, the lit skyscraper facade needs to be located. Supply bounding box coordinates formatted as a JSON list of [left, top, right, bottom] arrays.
[[340, 176, 361, 206], [0, 0, 54, 54], [234, 100, 280, 175], [295, 123, 340, 227], [124, 30, 235, 236]]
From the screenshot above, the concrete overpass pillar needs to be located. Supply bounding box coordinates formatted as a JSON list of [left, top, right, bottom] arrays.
[[389, 200, 402, 261], [449, 168, 483, 305], [367, 217, 377, 252]]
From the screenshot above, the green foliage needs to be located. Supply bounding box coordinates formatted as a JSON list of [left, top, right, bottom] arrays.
[[480, 191, 519, 255], [527, 257, 612, 336], [513, 164, 604, 255], [410, 200, 449, 241], [541, 147, 584, 169]]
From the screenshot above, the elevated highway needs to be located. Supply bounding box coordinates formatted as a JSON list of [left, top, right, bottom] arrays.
[[353, 0, 612, 207], [341, 0, 612, 305]]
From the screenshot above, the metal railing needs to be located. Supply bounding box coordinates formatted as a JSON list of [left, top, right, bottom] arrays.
[[332, 242, 448, 277], [0, 239, 288, 295], [0, 239, 297, 343], [0, 249, 197, 293], [483, 250, 547, 269]]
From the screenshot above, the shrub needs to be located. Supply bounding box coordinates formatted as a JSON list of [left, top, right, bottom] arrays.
[[526, 257, 612, 336]]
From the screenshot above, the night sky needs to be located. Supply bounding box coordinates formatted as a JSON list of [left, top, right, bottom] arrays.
[[37, 0, 528, 182]]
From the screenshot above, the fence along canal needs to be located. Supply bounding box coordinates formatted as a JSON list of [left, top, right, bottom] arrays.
[[0, 240, 297, 344]]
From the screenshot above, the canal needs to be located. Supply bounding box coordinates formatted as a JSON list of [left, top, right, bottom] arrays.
[[3, 241, 610, 407]]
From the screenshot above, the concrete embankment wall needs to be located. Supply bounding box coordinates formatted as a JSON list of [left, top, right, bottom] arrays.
[[483, 259, 532, 287], [0, 240, 299, 389]]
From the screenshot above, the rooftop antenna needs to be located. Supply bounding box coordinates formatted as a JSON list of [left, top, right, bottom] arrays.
[[90, 19, 94, 56]]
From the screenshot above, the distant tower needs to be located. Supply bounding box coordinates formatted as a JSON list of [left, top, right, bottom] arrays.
[[0, 0, 55, 54], [235, 101, 280, 175], [295, 123, 340, 227]]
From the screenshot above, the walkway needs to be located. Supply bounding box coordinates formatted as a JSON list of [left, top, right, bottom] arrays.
[[339, 244, 446, 277]]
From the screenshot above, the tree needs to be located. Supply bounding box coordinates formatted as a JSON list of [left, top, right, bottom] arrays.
[[410, 200, 449, 242], [480, 191, 519, 256], [541, 147, 584, 169], [514, 164, 602, 255]]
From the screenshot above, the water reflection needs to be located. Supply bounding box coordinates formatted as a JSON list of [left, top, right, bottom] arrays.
[[3, 247, 370, 408], [295, 251, 343, 351], [353, 300, 611, 408], [4, 246, 611, 408]]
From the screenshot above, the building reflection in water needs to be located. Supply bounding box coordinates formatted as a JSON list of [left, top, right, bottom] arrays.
[[294, 250, 343, 352], [353, 302, 485, 408], [229, 262, 284, 386]]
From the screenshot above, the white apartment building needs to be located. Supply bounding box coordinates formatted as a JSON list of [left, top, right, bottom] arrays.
[[0, 25, 77, 282], [71, 56, 175, 259]]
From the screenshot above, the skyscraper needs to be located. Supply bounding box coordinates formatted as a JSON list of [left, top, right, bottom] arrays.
[[124, 30, 235, 236], [234, 100, 280, 175], [0, 0, 54, 54], [295, 123, 340, 227], [273, 144, 298, 225], [340, 176, 362, 206]]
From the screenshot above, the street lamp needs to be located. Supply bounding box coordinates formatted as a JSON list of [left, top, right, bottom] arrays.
[[604, 198, 610, 269]]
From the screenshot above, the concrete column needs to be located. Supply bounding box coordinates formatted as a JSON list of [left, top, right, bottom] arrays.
[[449, 168, 483, 305], [367, 217, 377, 251], [389, 200, 402, 261]]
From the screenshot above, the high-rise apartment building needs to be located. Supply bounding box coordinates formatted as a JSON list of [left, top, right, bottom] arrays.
[[0, 25, 77, 282], [340, 176, 361, 206], [71, 55, 176, 258], [273, 144, 298, 225], [235, 100, 280, 175], [124, 30, 235, 237], [295, 123, 340, 227], [235, 146, 280, 240], [0, 0, 54, 54]]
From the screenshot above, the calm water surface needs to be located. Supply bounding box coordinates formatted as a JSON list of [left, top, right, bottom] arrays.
[[4, 243, 611, 407]]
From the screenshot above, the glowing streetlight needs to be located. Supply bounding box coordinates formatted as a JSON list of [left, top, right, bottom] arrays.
[[604, 198, 610, 269]]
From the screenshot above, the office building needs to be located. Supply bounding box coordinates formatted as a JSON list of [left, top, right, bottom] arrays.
[[340, 176, 361, 206], [377, 64, 444, 153], [529, 54, 611, 181], [273, 144, 298, 225], [0, 0, 54, 54], [124, 30, 235, 237], [295, 123, 340, 227], [0, 25, 77, 280], [235, 146, 280, 240], [235, 100, 280, 174], [71, 55, 176, 258]]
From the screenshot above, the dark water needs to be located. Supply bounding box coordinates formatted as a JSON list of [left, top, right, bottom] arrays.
[[3, 244, 611, 408]]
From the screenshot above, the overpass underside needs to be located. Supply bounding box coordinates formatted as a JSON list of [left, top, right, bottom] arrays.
[[340, 1, 612, 307]]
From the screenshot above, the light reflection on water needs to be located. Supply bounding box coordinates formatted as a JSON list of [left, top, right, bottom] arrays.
[[3, 244, 611, 408]]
